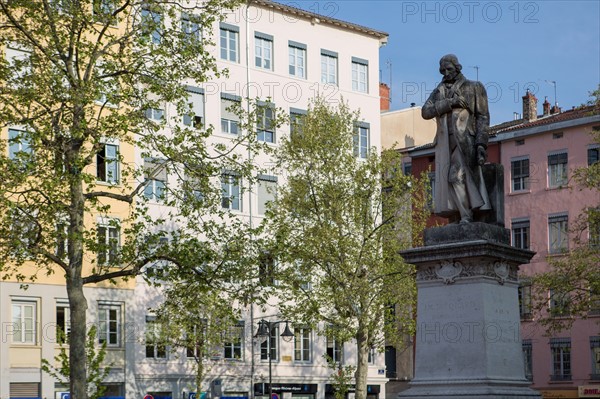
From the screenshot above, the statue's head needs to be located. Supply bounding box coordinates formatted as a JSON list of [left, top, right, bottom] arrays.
[[439, 54, 462, 83]]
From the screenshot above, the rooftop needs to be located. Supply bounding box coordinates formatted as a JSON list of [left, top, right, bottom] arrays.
[[250, 0, 389, 39]]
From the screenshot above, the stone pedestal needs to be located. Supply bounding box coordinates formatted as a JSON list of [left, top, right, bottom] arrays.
[[399, 223, 541, 399]]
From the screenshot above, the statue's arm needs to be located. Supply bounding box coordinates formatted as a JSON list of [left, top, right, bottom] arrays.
[[422, 87, 451, 120], [474, 81, 490, 148]]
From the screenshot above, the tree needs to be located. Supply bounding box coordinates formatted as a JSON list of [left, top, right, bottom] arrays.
[[0, 1, 264, 397], [41, 326, 110, 399], [264, 97, 428, 399], [531, 86, 600, 333]]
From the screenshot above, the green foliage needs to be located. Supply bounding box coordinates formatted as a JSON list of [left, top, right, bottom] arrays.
[[41, 326, 111, 399], [264, 97, 428, 398], [0, 1, 270, 397], [325, 355, 356, 399]]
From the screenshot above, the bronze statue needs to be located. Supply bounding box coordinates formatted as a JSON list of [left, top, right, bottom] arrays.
[[422, 54, 491, 224]]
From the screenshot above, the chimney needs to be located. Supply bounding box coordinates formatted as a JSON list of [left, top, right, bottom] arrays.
[[550, 104, 561, 115], [543, 96, 551, 116], [522, 90, 538, 122], [380, 83, 390, 112]]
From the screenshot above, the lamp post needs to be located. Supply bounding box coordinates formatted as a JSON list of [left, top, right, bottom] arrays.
[[255, 319, 295, 399]]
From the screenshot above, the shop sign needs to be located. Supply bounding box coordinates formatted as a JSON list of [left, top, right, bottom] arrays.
[[540, 389, 578, 398], [579, 385, 600, 398]]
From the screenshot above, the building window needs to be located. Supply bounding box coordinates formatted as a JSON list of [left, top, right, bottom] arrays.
[[255, 33, 273, 70], [326, 336, 343, 363], [258, 175, 277, 215], [181, 12, 200, 42], [145, 316, 166, 358], [185, 322, 207, 359], [221, 173, 240, 210], [590, 208, 600, 249], [97, 142, 119, 183], [548, 214, 568, 254], [98, 304, 121, 347], [257, 105, 275, 143], [224, 322, 244, 360], [321, 50, 337, 85], [427, 171, 436, 210], [12, 300, 37, 344], [220, 24, 239, 62], [143, 158, 167, 202], [260, 325, 279, 361], [294, 327, 311, 362], [511, 157, 529, 192], [549, 288, 570, 317], [56, 302, 70, 343], [183, 87, 204, 128], [522, 340, 533, 381], [403, 162, 412, 176], [589, 146, 599, 166], [259, 251, 277, 287], [221, 95, 241, 135], [518, 282, 532, 319], [511, 219, 530, 250], [8, 128, 32, 163], [550, 338, 571, 381], [9, 383, 40, 399], [548, 151, 568, 188], [289, 42, 306, 78], [97, 219, 120, 266], [368, 347, 376, 364], [145, 108, 164, 121], [290, 109, 306, 137], [354, 124, 370, 159], [590, 336, 600, 380], [141, 8, 162, 44], [351, 58, 368, 93]]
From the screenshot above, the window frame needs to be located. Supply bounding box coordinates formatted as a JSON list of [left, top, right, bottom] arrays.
[[255, 32, 273, 70], [354, 123, 370, 159], [221, 173, 241, 211], [548, 151, 568, 188], [8, 128, 33, 162], [97, 217, 120, 266], [320, 50, 338, 86], [96, 141, 120, 184], [511, 157, 530, 192], [548, 213, 568, 254], [518, 281, 532, 320], [143, 158, 168, 202], [260, 325, 279, 361], [223, 322, 244, 360], [288, 41, 306, 79], [11, 300, 37, 345], [550, 338, 572, 381], [145, 315, 167, 359], [220, 23, 239, 63], [98, 303, 121, 347], [220, 94, 241, 135], [293, 327, 311, 363], [257, 104, 275, 143], [257, 175, 277, 215], [141, 7, 162, 45], [351, 57, 368, 93], [511, 218, 530, 250], [56, 301, 71, 343], [522, 340, 533, 381], [326, 336, 343, 363]]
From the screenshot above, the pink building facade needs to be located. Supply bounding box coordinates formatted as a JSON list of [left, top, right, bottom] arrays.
[[494, 103, 600, 399]]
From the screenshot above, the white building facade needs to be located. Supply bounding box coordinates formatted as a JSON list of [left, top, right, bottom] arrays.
[[0, 1, 388, 399]]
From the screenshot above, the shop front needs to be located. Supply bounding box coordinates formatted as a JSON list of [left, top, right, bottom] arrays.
[[254, 383, 318, 399], [324, 384, 381, 399]]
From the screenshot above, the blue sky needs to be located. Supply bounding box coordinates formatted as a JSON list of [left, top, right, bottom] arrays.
[[292, 0, 600, 125]]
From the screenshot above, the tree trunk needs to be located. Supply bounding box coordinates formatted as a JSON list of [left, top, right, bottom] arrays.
[[67, 132, 89, 399], [354, 325, 369, 399]]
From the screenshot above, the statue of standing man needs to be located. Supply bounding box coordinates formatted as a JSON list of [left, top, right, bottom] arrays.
[[422, 54, 492, 224]]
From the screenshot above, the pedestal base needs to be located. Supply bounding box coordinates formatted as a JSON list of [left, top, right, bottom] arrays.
[[399, 224, 540, 399]]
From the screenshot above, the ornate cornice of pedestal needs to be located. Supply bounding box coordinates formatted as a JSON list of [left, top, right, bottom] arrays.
[[416, 259, 518, 285]]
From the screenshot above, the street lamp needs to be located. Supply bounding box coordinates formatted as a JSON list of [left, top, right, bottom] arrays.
[[255, 319, 294, 399]]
